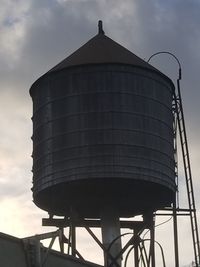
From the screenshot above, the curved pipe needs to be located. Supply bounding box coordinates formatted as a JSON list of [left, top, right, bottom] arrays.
[[147, 51, 182, 80]]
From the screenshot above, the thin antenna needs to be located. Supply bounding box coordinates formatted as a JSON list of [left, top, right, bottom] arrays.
[[98, 20, 105, 35]]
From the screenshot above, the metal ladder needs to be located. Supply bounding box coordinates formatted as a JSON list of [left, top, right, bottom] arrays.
[[148, 51, 200, 266], [174, 71, 200, 266]]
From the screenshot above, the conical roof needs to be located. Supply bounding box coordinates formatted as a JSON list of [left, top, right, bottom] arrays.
[[48, 23, 158, 73]]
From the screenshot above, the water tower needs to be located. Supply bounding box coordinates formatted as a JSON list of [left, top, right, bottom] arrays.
[[30, 21, 200, 267]]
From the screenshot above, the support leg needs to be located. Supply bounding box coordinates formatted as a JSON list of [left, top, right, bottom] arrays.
[[101, 207, 122, 267]]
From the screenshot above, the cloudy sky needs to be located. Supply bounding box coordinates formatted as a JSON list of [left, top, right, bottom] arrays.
[[0, 0, 200, 266]]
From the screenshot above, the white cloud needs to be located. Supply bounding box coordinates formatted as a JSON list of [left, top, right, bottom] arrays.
[[0, 0, 30, 65]]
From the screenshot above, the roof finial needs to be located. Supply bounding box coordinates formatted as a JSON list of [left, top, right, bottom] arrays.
[[98, 20, 105, 35]]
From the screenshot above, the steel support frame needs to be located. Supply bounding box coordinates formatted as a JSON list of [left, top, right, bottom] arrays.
[[41, 204, 199, 267], [42, 213, 157, 267]]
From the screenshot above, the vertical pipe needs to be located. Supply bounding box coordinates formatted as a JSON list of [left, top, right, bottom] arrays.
[[71, 222, 76, 256], [134, 229, 139, 267], [70, 208, 76, 257], [150, 215, 155, 267], [101, 207, 122, 267], [134, 244, 139, 267], [59, 228, 64, 254], [173, 202, 179, 267]]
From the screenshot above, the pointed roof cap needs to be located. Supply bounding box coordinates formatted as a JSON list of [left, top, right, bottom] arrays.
[[48, 21, 158, 73]]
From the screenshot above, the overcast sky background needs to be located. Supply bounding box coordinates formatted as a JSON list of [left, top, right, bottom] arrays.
[[0, 0, 200, 266]]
